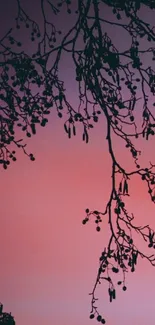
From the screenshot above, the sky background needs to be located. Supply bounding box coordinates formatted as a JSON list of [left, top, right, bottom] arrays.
[[1, 1, 155, 324]]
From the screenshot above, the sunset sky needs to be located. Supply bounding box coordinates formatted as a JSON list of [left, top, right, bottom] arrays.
[[1, 1, 155, 325]]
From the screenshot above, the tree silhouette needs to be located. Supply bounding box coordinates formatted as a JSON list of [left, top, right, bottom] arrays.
[[0, 303, 15, 324], [1, 0, 155, 323]]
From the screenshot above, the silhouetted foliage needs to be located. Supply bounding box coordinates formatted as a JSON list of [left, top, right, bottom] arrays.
[[0, 303, 15, 324], [1, 0, 155, 323]]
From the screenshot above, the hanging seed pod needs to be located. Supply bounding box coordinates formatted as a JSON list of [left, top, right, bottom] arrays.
[[68, 127, 71, 138], [112, 289, 116, 299], [73, 124, 76, 136], [119, 182, 122, 192]]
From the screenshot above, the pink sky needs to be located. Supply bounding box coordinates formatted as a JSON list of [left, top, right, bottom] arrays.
[[0, 112, 155, 325], [1, 1, 155, 324]]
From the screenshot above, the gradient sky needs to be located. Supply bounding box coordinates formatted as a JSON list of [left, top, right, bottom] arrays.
[[1, 1, 155, 325]]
